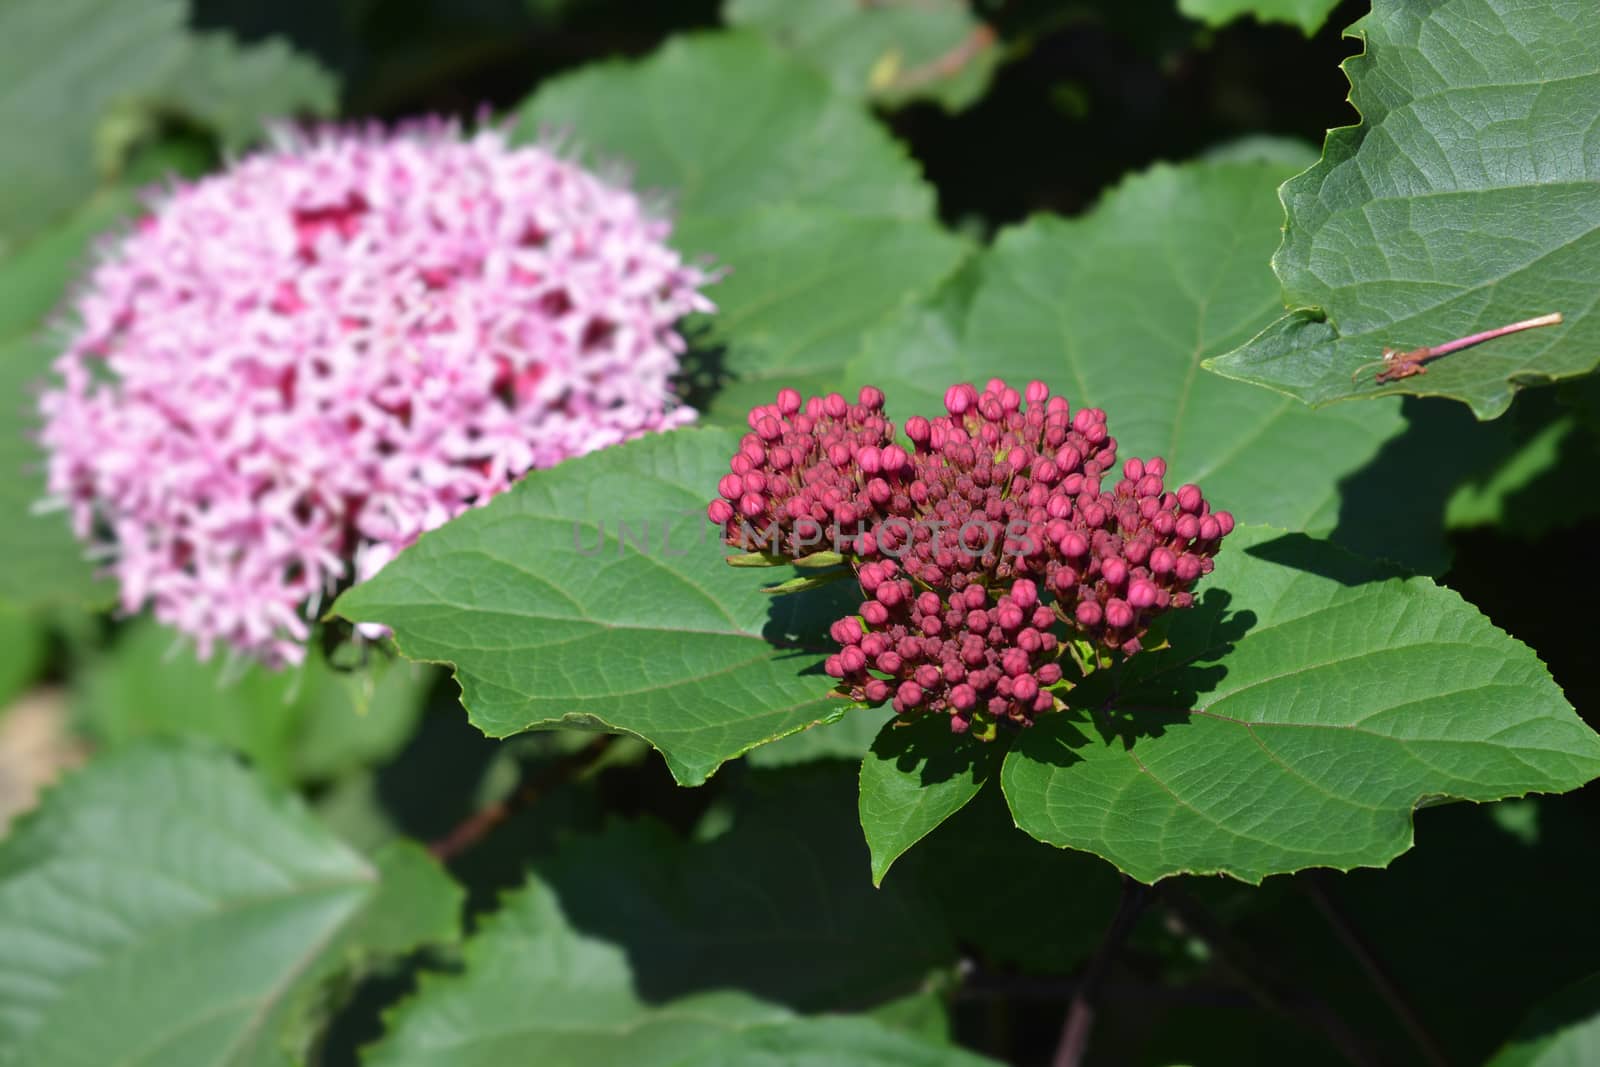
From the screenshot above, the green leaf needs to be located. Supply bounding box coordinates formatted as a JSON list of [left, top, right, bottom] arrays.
[[0, 0, 334, 253], [1177, 0, 1340, 35], [723, 0, 1000, 110], [851, 159, 1453, 570], [365, 872, 1000, 1067], [859, 716, 1007, 885], [1206, 0, 1600, 418], [1001, 524, 1600, 884], [333, 428, 840, 786], [890, 783, 1120, 973], [514, 32, 965, 423], [513, 31, 934, 221], [533, 764, 957, 1011], [72, 619, 432, 786], [1486, 974, 1600, 1067], [684, 208, 970, 421], [150, 33, 336, 153], [0, 742, 460, 1067]]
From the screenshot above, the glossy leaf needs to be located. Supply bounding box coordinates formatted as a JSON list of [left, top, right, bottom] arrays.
[[1001, 524, 1600, 883], [333, 428, 838, 786], [365, 872, 1000, 1067], [0, 742, 460, 1067], [1207, 0, 1600, 418]]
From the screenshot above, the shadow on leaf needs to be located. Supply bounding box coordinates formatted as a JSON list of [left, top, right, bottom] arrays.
[[1243, 531, 1405, 587], [870, 711, 1007, 786], [762, 572, 859, 668], [1036, 586, 1257, 760]]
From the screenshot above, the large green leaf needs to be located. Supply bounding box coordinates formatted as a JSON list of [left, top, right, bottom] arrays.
[[1177, 0, 1340, 34], [0, 743, 460, 1067], [723, 0, 999, 110], [1206, 0, 1600, 418], [513, 31, 933, 221], [682, 208, 970, 421], [0, 0, 334, 254], [72, 619, 433, 786], [1000, 524, 1600, 883], [858, 716, 1006, 885], [333, 428, 840, 786], [364, 872, 1000, 1067], [850, 158, 1460, 571]]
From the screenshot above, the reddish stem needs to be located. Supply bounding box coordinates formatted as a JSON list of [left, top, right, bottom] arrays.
[[1419, 312, 1564, 359], [1353, 312, 1563, 384], [428, 734, 616, 862]]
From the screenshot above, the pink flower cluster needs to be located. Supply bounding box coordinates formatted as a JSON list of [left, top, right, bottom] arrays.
[[40, 122, 712, 666], [709, 379, 1232, 736]]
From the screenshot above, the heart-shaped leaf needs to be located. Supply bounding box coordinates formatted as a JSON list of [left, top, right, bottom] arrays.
[[0, 742, 460, 1067], [333, 428, 839, 786], [1001, 524, 1600, 883], [1206, 0, 1600, 418]]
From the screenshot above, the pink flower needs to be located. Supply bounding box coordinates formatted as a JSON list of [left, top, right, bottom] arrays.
[[40, 121, 713, 666]]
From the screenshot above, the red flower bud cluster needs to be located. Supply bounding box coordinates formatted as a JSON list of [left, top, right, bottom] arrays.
[[708, 379, 1232, 736], [706, 386, 894, 558], [825, 572, 1064, 732]]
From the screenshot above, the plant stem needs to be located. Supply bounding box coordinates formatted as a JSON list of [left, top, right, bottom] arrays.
[[1301, 872, 1452, 1067], [1421, 312, 1563, 359], [1052, 875, 1152, 1067], [1163, 885, 1379, 1067], [428, 734, 616, 862]]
